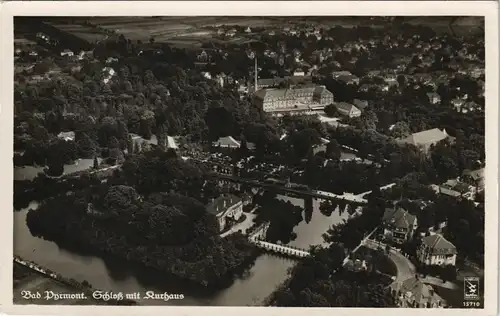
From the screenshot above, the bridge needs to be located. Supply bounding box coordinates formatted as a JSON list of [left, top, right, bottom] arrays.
[[209, 173, 370, 204], [249, 236, 310, 259], [246, 223, 310, 259]]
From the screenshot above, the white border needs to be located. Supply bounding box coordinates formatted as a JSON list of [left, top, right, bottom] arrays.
[[0, 2, 498, 316]]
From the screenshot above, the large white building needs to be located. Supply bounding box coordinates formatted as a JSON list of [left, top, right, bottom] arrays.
[[253, 85, 334, 113], [206, 194, 243, 232]]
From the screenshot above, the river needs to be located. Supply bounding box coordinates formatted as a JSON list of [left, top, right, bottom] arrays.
[[14, 195, 348, 306], [14, 158, 103, 181]]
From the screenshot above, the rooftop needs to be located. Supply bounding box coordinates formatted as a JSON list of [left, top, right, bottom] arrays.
[[462, 168, 484, 181], [335, 102, 359, 113], [213, 136, 240, 148], [383, 207, 417, 230], [391, 276, 445, 307], [400, 128, 450, 147], [422, 234, 457, 255], [206, 194, 242, 216]]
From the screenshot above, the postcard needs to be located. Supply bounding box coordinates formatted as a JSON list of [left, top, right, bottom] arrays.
[[0, 1, 497, 316]]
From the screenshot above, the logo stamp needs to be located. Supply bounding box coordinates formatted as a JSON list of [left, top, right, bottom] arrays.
[[464, 276, 480, 300]]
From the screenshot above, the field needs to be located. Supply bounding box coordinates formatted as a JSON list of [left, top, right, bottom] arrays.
[[46, 22, 113, 43], [41, 16, 483, 50]]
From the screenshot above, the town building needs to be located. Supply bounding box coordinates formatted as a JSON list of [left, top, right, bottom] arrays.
[[57, 131, 75, 141], [60, 49, 74, 57], [397, 128, 452, 153], [390, 276, 446, 308], [461, 168, 485, 192], [353, 99, 369, 112], [382, 207, 418, 244], [253, 85, 334, 113], [417, 234, 457, 266], [427, 92, 441, 105], [206, 194, 243, 232], [213, 136, 241, 149], [335, 102, 361, 118], [436, 179, 476, 200]]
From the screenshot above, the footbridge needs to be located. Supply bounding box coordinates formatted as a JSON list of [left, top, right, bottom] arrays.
[[249, 237, 310, 259]]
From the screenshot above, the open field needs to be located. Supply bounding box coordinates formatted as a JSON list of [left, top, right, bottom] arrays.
[[45, 22, 113, 43], [36, 16, 483, 50]]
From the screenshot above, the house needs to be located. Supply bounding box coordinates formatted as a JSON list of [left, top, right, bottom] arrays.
[[335, 102, 361, 118], [60, 49, 74, 57], [106, 57, 119, 64], [213, 136, 241, 149], [417, 234, 457, 266], [390, 276, 446, 308], [397, 128, 452, 153], [382, 207, 418, 244], [461, 168, 485, 192], [353, 99, 369, 111], [57, 131, 75, 141], [427, 92, 441, 105], [197, 50, 208, 62], [226, 29, 237, 37], [437, 179, 476, 200], [102, 67, 116, 84], [206, 194, 243, 232], [245, 27, 252, 33], [331, 71, 359, 85]]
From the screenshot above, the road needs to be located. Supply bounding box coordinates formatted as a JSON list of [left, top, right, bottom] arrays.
[[364, 239, 416, 283]]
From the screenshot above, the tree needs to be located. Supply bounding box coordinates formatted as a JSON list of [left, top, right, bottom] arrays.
[[325, 139, 342, 161], [390, 122, 411, 139], [127, 135, 134, 154], [324, 104, 338, 117], [46, 155, 64, 177], [76, 133, 96, 158], [93, 156, 99, 169]]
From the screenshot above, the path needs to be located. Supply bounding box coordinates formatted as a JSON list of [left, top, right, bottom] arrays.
[[364, 239, 416, 283]]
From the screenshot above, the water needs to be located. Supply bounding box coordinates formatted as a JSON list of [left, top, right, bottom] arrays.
[[13, 195, 348, 306], [14, 158, 102, 181]]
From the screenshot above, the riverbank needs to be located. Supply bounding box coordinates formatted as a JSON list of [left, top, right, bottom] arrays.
[[14, 193, 347, 306], [25, 196, 261, 291], [14, 256, 138, 305]]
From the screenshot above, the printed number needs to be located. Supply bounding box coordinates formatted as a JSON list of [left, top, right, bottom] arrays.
[[463, 301, 481, 307]]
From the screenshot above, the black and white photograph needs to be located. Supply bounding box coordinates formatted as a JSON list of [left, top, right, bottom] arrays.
[[2, 1, 498, 313]]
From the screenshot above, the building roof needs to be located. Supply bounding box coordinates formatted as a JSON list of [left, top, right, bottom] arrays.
[[206, 194, 242, 216], [166, 136, 178, 149], [462, 168, 484, 181], [391, 276, 444, 306], [400, 128, 449, 147], [383, 207, 417, 230], [213, 136, 240, 148], [353, 99, 369, 110], [57, 131, 75, 141], [422, 234, 457, 255], [335, 102, 359, 113], [255, 85, 332, 101]]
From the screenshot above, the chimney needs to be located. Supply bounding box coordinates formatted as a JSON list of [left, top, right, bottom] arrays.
[[224, 200, 227, 208], [254, 57, 258, 92]]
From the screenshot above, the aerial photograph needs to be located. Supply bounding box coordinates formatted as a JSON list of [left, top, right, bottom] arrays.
[[13, 16, 485, 308]]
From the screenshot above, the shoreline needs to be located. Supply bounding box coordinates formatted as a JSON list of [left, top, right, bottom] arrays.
[[14, 256, 138, 305]]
